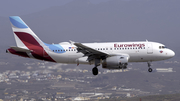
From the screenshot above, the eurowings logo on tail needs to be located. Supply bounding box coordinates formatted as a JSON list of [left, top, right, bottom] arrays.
[[8, 16, 55, 62]]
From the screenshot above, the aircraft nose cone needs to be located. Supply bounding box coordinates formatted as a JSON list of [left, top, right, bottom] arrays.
[[171, 50, 175, 57], [169, 50, 175, 58]]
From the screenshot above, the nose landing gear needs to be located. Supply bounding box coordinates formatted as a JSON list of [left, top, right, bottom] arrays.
[[147, 61, 153, 72], [148, 68, 153, 72]]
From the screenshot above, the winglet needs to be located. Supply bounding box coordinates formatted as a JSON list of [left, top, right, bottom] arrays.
[[69, 40, 75, 45]]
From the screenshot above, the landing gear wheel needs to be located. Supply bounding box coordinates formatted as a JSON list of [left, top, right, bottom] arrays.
[[148, 68, 153, 72], [92, 67, 98, 75]]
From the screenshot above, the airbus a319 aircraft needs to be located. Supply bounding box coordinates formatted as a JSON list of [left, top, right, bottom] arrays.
[[6, 16, 175, 75]]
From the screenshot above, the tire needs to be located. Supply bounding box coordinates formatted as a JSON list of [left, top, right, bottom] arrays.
[[92, 67, 98, 75], [148, 68, 153, 72]]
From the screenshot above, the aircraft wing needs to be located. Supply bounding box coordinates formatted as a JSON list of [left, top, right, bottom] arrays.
[[10, 46, 32, 52], [74, 42, 109, 61]]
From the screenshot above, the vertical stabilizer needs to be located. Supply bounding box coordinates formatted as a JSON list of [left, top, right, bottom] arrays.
[[9, 16, 44, 49], [8, 16, 55, 62]]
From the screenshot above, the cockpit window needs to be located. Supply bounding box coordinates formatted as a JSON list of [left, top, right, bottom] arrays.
[[120, 57, 124, 59], [162, 46, 167, 48], [159, 46, 167, 49]]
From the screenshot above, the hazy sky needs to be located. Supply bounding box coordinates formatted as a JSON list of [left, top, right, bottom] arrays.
[[0, 0, 109, 17]]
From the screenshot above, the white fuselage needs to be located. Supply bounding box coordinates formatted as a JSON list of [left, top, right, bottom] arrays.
[[46, 41, 175, 65]]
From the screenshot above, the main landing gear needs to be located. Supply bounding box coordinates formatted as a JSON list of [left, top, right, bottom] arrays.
[[92, 67, 98, 75], [92, 59, 100, 75], [147, 61, 153, 72]]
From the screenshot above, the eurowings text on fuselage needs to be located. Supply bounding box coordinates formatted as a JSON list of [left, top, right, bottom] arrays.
[[6, 16, 175, 75]]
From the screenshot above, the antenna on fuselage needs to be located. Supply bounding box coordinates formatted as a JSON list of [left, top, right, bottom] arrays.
[[146, 39, 148, 42], [69, 40, 75, 45]]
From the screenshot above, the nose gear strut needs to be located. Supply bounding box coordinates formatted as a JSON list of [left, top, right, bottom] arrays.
[[147, 61, 153, 72]]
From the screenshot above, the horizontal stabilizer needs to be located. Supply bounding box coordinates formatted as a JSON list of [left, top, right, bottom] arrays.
[[10, 46, 32, 52]]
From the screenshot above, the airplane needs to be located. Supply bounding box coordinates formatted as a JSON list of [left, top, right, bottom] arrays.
[[6, 16, 175, 75]]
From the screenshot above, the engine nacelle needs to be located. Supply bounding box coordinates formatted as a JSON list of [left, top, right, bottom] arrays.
[[102, 55, 129, 69]]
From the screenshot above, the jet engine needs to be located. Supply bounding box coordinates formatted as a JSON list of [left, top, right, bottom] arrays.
[[102, 55, 129, 69]]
